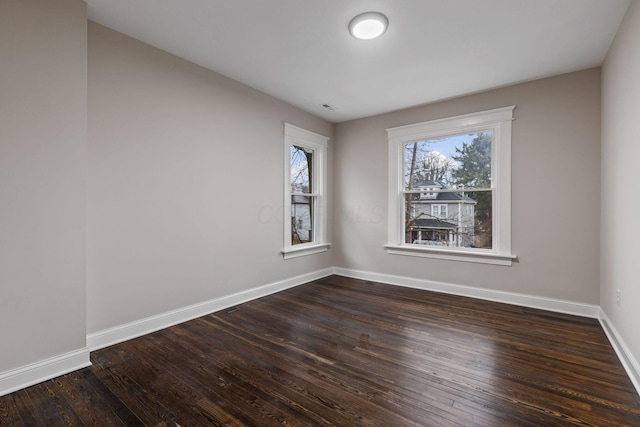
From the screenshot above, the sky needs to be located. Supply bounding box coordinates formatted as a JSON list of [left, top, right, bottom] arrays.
[[419, 132, 482, 158]]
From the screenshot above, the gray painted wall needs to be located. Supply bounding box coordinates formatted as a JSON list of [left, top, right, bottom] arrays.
[[601, 0, 640, 377], [334, 69, 602, 304], [0, 0, 87, 372], [87, 23, 334, 333]]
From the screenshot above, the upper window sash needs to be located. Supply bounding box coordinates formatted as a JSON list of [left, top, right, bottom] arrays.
[[386, 106, 515, 266]]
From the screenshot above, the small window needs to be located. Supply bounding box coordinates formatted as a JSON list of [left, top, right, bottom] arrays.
[[431, 204, 448, 219], [283, 124, 330, 259], [290, 145, 314, 245], [386, 106, 515, 265]]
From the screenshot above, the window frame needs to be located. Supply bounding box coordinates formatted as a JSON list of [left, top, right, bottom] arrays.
[[282, 123, 330, 259], [431, 204, 448, 219], [385, 106, 516, 266]]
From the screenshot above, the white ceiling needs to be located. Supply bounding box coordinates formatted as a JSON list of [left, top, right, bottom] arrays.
[[86, 0, 630, 123]]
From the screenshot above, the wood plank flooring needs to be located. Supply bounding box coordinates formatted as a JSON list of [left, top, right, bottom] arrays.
[[2, 275, 639, 426]]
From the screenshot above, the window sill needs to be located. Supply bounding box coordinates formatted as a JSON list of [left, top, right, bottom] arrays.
[[282, 243, 331, 260], [384, 245, 516, 266]]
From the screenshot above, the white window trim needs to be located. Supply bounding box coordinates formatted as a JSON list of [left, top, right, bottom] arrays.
[[385, 106, 516, 266], [282, 123, 330, 259], [431, 204, 448, 219]]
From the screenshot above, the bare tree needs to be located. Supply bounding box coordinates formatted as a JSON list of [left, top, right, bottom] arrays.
[[419, 151, 458, 184], [290, 146, 313, 244]]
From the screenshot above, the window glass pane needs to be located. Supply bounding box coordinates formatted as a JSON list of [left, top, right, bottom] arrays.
[[404, 190, 492, 249], [291, 195, 314, 245], [465, 190, 492, 249], [291, 145, 313, 194], [404, 131, 492, 191]]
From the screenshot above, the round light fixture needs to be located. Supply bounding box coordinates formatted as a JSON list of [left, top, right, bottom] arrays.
[[348, 12, 389, 40]]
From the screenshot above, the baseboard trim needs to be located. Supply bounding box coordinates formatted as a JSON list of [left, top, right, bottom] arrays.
[[598, 309, 640, 396], [0, 348, 90, 398], [87, 267, 334, 351], [333, 267, 640, 397], [7, 267, 638, 401], [332, 267, 600, 318]]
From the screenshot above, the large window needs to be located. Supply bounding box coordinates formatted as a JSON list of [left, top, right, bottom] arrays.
[[283, 123, 329, 259], [386, 106, 515, 265]]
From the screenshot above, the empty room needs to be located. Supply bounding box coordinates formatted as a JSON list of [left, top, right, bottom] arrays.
[[1, 0, 640, 425]]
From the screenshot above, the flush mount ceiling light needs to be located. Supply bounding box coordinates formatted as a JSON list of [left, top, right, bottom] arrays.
[[348, 12, 389, 40]]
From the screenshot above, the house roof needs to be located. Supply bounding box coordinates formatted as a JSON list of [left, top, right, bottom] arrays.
[[414, 181, 476, 203], [411, 218, 457, 229]]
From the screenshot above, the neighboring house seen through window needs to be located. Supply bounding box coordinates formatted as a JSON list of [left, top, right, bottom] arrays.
[[386, 106, 516, 265], [283, 123, 329, 259]]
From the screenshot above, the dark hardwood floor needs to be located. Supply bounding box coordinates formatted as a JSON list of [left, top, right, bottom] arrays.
[[2, 275, 639, 426]]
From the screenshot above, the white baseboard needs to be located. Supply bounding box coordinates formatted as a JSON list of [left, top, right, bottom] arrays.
[[0, 348, 90, 398], [333, 267, 640, 397], [332, 267, 600, 318], [87, 267, 334, 351], [7, 267, 638, 401], [598, 309, 640, 396]]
